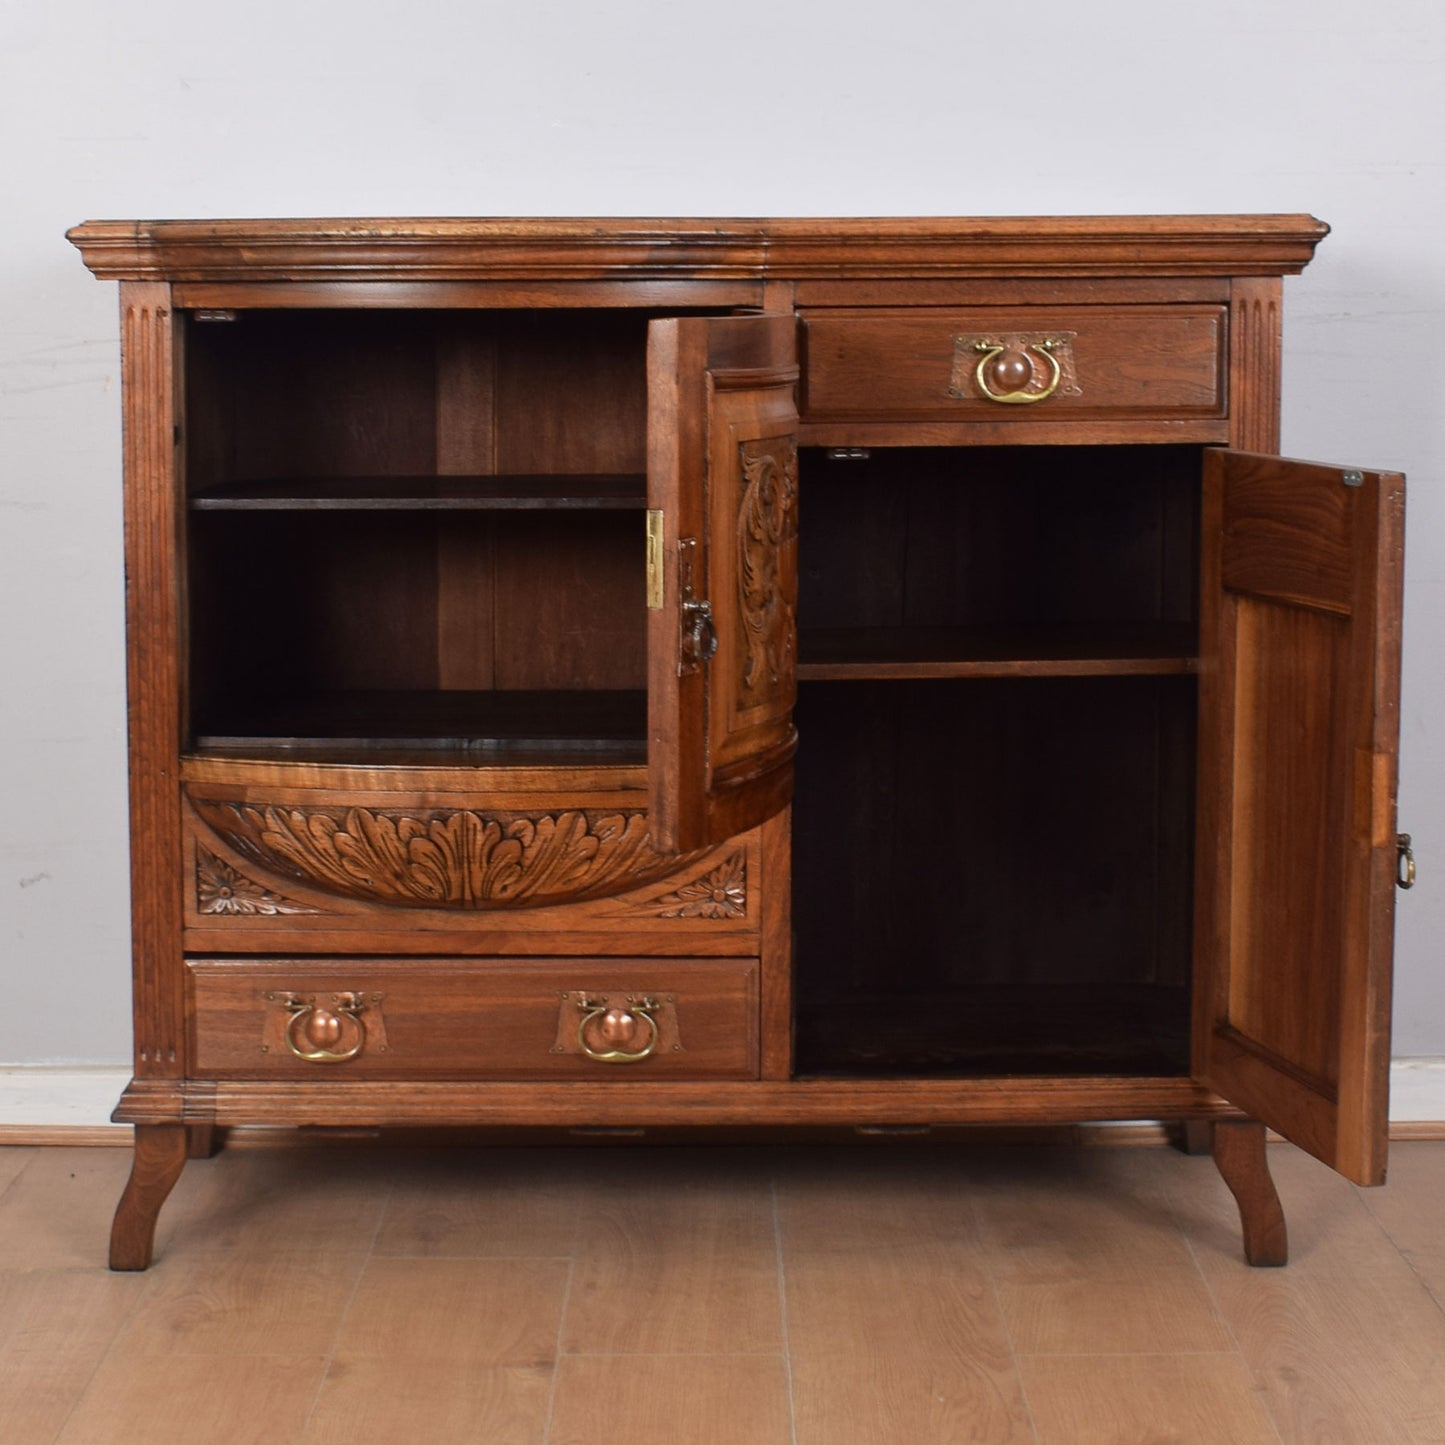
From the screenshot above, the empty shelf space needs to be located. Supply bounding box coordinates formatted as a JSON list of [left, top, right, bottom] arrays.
[[190, 474, 648, 511], [192, 688, 648, 763], [795, 985, 1192, 1079], [797, 624, 1199, 679]]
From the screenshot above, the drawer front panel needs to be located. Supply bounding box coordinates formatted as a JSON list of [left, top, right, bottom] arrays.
[[802, 306, 1225, 421], [183, 802, 763, 954], [188, 957, 759, 1080]]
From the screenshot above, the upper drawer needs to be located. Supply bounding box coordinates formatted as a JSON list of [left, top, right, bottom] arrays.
[[801, 306, 1225, 423]]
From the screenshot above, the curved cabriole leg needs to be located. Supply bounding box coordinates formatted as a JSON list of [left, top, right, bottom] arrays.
[[1212, 1119, 1288, 1267], [110, 1123, 189, 1271]]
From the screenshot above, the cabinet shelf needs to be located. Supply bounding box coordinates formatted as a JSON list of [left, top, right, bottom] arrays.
[[190, 474, 648, 511], [797, 624, 1198, 679], [795, 984, 1191, 1079], [192, 688, 647, 766]]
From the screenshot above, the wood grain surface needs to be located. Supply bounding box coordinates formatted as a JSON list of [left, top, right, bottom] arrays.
[[6, 1138, 1445, 1444], [69, 215, 1402, 1280]]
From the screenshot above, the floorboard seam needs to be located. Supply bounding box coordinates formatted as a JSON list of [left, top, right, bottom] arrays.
[[1179, 1226, 1288, 1445], [40, 1277, 146, 1445], [23, 1153, 145, 1445], [1355, 1180, 1445, 1329], [967, 1170, 1042, 1445], [0, 1147, 37, 1209], [294, 1169, 395, 1441], [552, 1348, 786, 1358], [539, 1256, 575, 1445], [771, 1178, 800, 1445]]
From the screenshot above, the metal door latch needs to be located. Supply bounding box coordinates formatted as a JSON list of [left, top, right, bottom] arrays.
[[1398, 833, 1416, 889]]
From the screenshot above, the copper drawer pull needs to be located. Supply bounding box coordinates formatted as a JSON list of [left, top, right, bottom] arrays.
[[279, 992, 369, 1063], [576, 996, 661, 1064], [972, 338, 1064, 404]]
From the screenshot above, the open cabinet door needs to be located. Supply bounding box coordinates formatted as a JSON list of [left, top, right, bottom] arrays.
[[1195, 449, 1405, 1184], [647, 314, 799, 855]]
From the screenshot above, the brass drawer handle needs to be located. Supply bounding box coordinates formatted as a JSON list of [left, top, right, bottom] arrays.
[[280, 991, 369, 1063], [972, 338, 1064, 405], [577, 996, 661, 1064]]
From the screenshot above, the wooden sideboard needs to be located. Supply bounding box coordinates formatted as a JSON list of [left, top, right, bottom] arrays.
[[67, 216, 1407, 1269]]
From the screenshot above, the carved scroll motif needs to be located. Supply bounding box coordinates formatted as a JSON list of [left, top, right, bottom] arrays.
[[191, 801, 685, 911], [650, 852, 747, 920], [737, 436, 799, 699], [196, 848, 320, 916]]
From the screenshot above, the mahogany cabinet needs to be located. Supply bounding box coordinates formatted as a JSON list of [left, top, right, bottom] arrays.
[[67, 216, 1407, 1269]]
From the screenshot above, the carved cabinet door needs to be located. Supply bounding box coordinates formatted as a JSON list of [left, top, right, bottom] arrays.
[[646, 314, 800, 854], [1193, 449, 1405, 1185]]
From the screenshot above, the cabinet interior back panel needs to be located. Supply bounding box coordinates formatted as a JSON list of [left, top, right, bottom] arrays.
[[186, 311, 440, 483], [799, 446, 1201, 634], [188, 510, 646, 743], [185, 308, 652, 484], [492, 311, 648, 475]]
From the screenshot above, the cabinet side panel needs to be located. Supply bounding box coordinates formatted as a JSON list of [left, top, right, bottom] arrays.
[[121, 282, 186, 1077]]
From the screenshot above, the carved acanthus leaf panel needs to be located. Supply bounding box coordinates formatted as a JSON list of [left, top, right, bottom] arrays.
[[191, 801, 688, 911], [737, 435, 799, 701], [196, 849, 320, 916]]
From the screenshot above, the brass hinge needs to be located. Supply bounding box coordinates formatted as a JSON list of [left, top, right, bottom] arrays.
[[646, 510, 664, 610]]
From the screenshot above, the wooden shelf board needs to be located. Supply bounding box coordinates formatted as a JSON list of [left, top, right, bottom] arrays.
[[190, 474, 647, 511], [795, 985, 1192, 1080], [798, 624, 1198, 679], [192, 688, 647, 766]]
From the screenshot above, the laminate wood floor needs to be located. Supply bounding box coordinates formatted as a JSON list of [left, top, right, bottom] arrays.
[[2, 1138, 1443, 1443]]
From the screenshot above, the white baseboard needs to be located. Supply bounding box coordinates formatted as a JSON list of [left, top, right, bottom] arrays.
[[1385, 1057, 1445, 1123], [2, 1062, 1443, 1137], [0, 1068, 131, 1141]]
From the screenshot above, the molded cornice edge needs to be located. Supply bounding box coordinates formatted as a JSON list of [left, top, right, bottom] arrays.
[[66, 215, 1330, 282]]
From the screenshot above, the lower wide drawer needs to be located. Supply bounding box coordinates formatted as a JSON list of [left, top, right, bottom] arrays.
[[188, 957, 759, 1080]]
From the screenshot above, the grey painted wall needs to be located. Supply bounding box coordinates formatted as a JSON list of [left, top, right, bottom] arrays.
[[2, 0, 1441, 1062]]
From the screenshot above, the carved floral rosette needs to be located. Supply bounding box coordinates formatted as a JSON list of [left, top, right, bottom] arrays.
[[191, 801, 695, 911], [651, 852, 747, 920], [196, 848, 318, 916]]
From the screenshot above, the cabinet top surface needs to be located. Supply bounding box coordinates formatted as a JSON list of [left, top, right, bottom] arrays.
[[67, 214, 1328, 282]]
